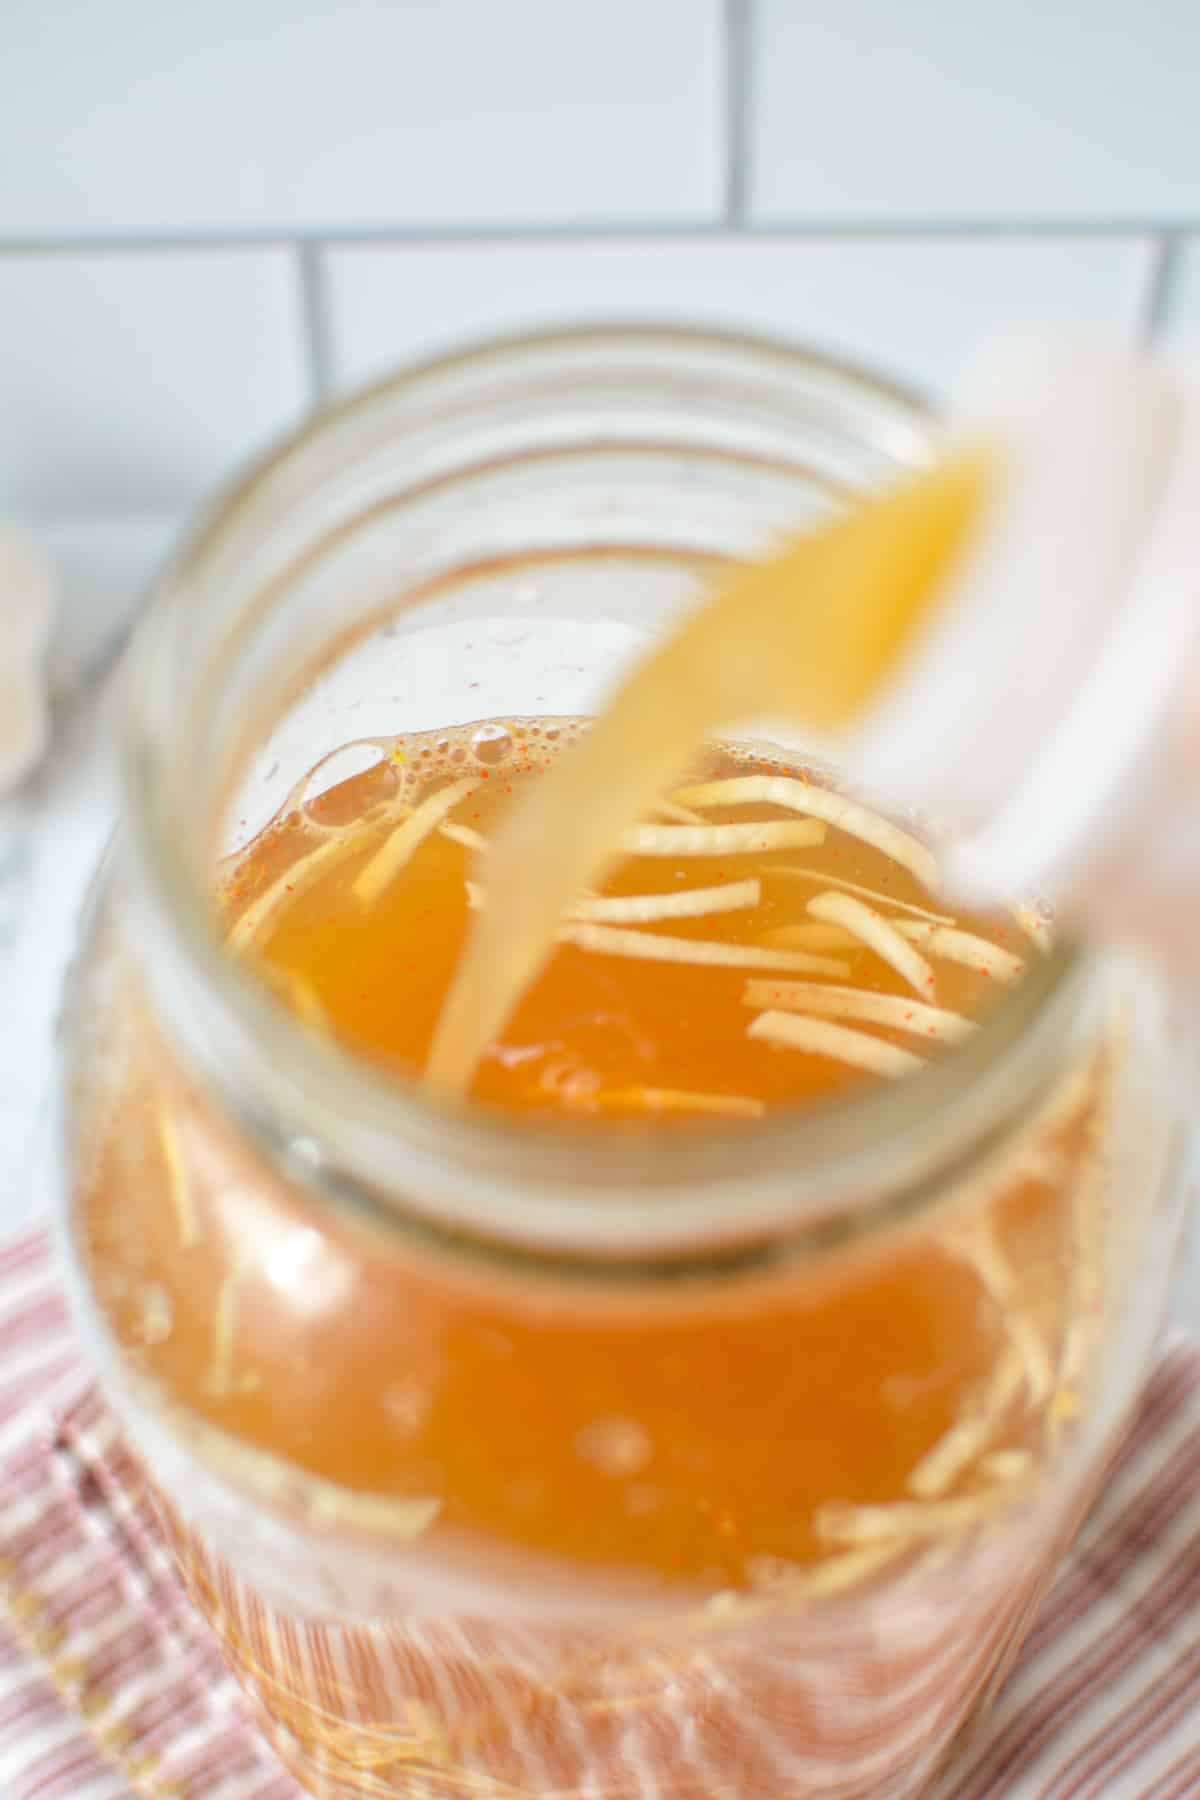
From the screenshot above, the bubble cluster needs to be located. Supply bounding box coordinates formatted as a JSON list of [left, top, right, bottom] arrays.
[[258, 717, 597, 885]]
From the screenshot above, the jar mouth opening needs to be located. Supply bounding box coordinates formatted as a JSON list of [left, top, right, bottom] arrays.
[[118, 321, 1092, 1266]]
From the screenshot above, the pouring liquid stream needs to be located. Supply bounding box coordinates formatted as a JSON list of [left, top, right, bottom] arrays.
[[426, 453, 992, 1095]]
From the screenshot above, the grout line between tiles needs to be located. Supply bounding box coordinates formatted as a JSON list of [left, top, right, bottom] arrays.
[[0, 219, 1195, 255], [1141, 234, 1181, 342], [723, 0, 751, 225], [296, 240, 334, 403]]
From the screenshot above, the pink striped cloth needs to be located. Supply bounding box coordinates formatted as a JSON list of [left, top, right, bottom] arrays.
[[0, 1221, 1198, 1800]]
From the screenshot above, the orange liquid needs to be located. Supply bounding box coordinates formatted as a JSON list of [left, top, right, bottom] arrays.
[[234, 729, 1014, 1116], [82, 723, 1091, 1590]]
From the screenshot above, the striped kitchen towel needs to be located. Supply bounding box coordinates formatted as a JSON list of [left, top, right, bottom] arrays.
[[0, 1221, 1197, 1800]]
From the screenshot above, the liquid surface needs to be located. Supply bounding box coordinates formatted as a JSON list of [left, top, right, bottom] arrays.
[[224, 718, 1017, 1118]]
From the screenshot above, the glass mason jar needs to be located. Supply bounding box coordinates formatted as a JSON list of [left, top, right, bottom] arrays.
[[57, 327, 1196, 1800]]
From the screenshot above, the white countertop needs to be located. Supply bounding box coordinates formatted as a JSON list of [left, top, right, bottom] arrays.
[[3, 515, 1197, 1297]]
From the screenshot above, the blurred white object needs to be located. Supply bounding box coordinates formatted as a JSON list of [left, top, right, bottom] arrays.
[[0, 527, 54, 792], [845, 335, 1200, 975]]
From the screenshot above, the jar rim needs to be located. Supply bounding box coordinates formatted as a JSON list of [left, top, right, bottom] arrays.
[[116, 320, 1092, 1271]]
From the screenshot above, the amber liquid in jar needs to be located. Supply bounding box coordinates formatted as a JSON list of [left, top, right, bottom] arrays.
[[81, 720, 1106, 1795]]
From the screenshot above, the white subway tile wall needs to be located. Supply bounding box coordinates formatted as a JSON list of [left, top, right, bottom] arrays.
[[0, 251, 307, 516], [751, 1, 1200, 223], [1159, 243, 1200, 354], [0, 0, 1196, 525], [0, 0, 723, 235], [325, 237, 1155, 401]]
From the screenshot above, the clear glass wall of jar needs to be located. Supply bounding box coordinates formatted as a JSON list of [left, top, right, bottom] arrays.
[[56, 328, 1196, 1799]]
